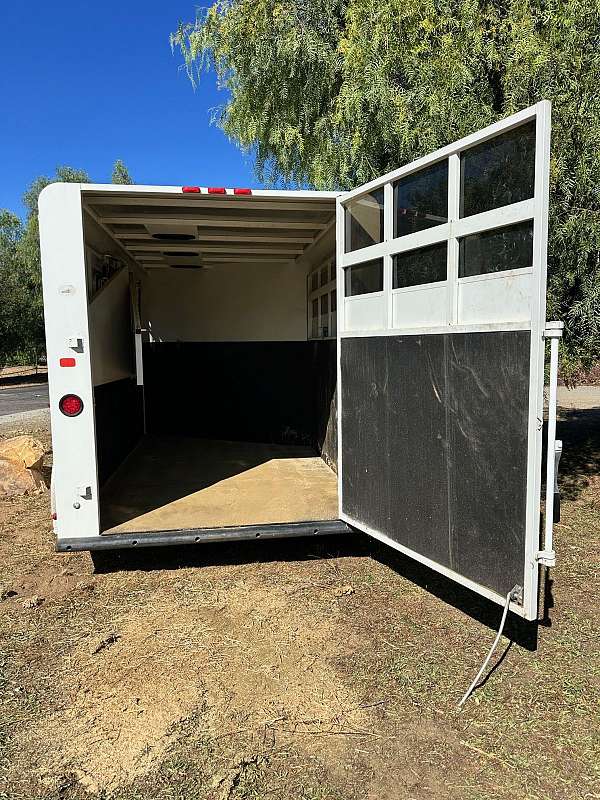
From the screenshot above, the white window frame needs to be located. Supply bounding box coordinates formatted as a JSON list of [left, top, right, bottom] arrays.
[[307, 257, 337, 340]]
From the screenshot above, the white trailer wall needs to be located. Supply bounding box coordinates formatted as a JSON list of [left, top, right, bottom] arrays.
[[141, 259, 308, 342], [84, 214, 135, 386]]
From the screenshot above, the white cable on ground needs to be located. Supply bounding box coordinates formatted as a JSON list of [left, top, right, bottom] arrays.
[[458, 587, 516, 708]]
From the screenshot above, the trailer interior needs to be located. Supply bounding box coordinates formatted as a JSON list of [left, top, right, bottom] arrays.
[[81, 188, 341, 537]]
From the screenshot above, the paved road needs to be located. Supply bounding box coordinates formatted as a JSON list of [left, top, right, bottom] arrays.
[[0, 381, 596, 419], [557, 385, 600, 410], [0, 383, 49, 416]]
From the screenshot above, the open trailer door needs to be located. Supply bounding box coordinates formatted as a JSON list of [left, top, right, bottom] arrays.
[[336, 101, 557, 621]]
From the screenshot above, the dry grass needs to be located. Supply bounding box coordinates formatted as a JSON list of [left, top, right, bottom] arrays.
[[0, 409, 598, 800]]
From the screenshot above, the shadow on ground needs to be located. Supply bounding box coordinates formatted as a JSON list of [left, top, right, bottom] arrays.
[[91, 531, 541, 650], [555, 407, 600, 501], [88, 402, 598, 655]]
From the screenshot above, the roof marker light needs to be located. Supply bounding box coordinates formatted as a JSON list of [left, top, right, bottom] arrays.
[[234, 188, 252, 195], [207, 187, 226, 194], [182, 186, 201, 193]]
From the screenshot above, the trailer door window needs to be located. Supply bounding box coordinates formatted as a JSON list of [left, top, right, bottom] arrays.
[[460, 120, 536, 217], [393, 161, 448, 239], [344, 189, 384, 253], [459, 220, 534, 278], [393, 242, 447, 288], [344, 258, 384, 296]]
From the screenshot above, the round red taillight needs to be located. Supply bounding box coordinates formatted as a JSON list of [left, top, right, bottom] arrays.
[[59, 394, 83, 417]]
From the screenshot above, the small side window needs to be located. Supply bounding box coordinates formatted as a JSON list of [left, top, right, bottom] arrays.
[[393, 242, 447, 289], [460, 121, 536, 218], [311, 271, 319, 292], [394, 161, 448, 239], [320, 267, 328, 287], [459, 221, 533, 278], [311, 298, 319, 338], [344, 258, 384, 296], [330, 290, 337, 336], [321, 294, 330, 336], [344, 190, 384, 253]]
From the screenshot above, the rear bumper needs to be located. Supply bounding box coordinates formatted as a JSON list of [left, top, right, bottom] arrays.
[[55, 519, 351, 552]]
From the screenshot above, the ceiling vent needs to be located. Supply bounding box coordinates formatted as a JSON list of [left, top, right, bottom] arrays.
[[151, 232, 196, 241], [145, 223, 198, 241]]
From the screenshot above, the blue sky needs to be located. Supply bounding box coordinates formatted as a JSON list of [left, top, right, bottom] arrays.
[[0, 2, 256, 218]]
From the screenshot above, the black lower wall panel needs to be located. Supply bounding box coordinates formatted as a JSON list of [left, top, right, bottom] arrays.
[[446, 332, 530, 593], [312, 339, 337, 471], [144, 342, 337, 463], [341, 331, 530, 597], [94, 377, 144, 485]]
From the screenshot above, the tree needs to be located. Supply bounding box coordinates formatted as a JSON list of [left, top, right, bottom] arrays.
[[0, 211, 26, 369], [22, 166, 91, 217], [173, 0, 600, 379], [3, 167, 92, 368], [3, 159, 135, 369], [112, 159, 134, 184]]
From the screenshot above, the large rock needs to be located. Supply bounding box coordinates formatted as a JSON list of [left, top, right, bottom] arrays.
[[0, 436, 47, 496], [0, 436, 45, 470]]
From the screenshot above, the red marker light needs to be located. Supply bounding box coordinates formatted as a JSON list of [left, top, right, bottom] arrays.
[[207, 187, 226, 194], [234, 188, 252, 195], [59, 394, 84, 417], [51, 512, 57, 520], [182, 186, 201, 193], [60, 357, 76, 367]]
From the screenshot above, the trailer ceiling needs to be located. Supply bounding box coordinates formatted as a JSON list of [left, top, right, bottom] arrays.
[[81, 189, 337, 271]]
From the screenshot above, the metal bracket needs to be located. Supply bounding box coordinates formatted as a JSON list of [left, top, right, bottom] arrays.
[[67, 336, 84, 352], [539, 322, 563, 571], [543, 320, 564, 339], [537, 549, 556, 567], [510, 584, 524, 604]]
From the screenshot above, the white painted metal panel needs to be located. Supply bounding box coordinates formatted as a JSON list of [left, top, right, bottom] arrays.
[[344, 293, 386, 332], [39, 182, 100, 543], [88, 267, 135, 386], [392, 284, 449, 329], [457, 271, 532, 325]]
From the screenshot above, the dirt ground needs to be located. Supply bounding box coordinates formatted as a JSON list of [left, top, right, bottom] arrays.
[[0, 408, 598, 800]]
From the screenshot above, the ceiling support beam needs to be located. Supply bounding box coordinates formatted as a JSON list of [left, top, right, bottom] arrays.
[[114, 232, 314, 244], [128, 243, 304, 255], [101, 216, 329, 230]]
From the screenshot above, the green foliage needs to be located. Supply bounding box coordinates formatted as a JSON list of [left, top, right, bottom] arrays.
[[173, 0, 600, 377], [0, 211, 26, 369], [0, 167, 91, 369], [3, 157, 135, 368], [112, 159, 134, 184], [22, 165, 91, 217]]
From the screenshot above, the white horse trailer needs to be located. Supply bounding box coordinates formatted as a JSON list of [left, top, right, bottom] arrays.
[[39, 101, 561, 621]]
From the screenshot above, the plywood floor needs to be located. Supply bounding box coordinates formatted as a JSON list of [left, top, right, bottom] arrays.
[[100, 436, 339, 534]]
